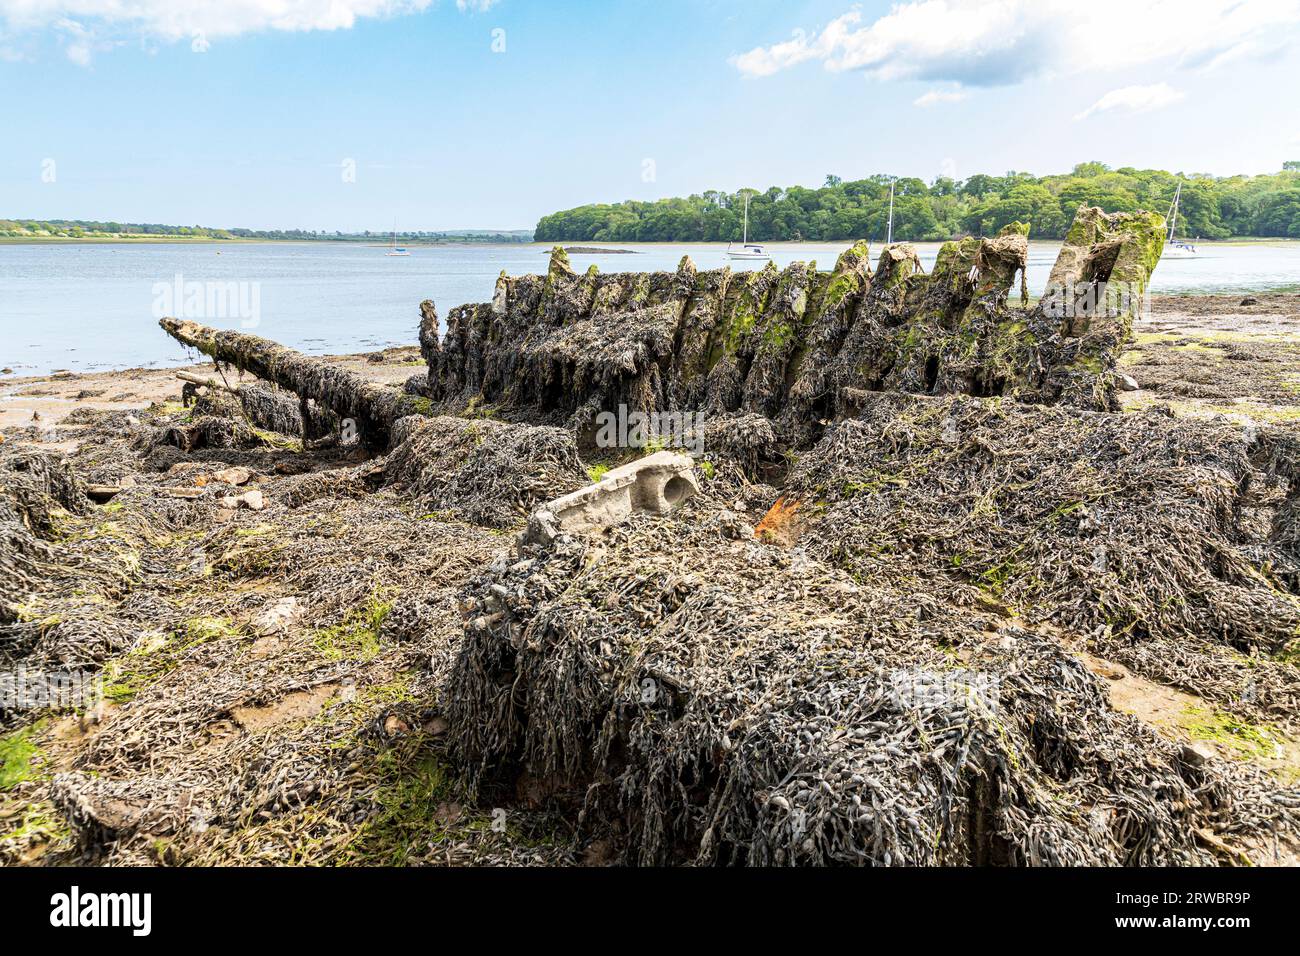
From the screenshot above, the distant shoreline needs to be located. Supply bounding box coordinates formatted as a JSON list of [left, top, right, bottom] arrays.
[[0, 236, 534, 246], [4, 235, 1299, 248]]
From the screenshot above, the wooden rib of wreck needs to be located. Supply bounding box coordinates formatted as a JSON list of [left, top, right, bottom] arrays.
[[159, 317, 429, 450], [160, 204, 1163, 453], [419, 205, 1164, 446]]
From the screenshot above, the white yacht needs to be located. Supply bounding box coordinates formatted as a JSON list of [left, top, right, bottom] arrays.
[[1164, 181, 1197, 259], [386, 223, 411, 257], [727, 194, 769, 260]]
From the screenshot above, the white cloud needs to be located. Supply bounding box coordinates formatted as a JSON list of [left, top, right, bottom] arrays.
[[1073, 82, 1185, 120], [913, 87, 968, 107], [0, 1, 439, 39], [731, 1, 1300, 86], [0, 0, 454, 63], [455, 0, 498, 10]]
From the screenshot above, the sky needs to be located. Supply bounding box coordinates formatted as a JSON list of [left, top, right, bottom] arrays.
[[1, 0, 1298, 232]]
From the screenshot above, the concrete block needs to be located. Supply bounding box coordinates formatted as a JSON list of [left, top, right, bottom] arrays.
[[523, 451, 698, 544]]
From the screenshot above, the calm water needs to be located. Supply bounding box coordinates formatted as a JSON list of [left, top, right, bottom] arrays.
[[2, 239, 1299, 376]]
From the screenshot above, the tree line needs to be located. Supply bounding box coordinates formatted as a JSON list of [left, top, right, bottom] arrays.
[[534, 162, 1300, 243]]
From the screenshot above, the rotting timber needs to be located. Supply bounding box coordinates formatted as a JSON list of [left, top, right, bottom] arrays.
[[160, 317, 429, 450], [161, 205, 1164, 456], [418, 205, 1164, 445], [4, 204, 1298, 867]]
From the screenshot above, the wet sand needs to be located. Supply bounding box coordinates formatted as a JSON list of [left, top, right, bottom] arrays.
[[0, 346, 426, 433]]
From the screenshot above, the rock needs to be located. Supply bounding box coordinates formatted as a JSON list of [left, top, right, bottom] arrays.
[[212, 466, 254, 486], [165, 486, 207, 499], [1117, 373, 1140, 391], [1180, 742, 1216, 766], [383, 714, 410, 736], [520, 507, 561, 549], [251, 596, 300, 636], [1240, 296, 1259, 306], [216, 489, 264, 511]]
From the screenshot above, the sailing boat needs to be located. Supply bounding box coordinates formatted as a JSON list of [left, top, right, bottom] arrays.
[[386, 221, 410, 257], [1164, 181, 1197, 259], [886, 177, 896, 244], [726, 194, 769, 260]]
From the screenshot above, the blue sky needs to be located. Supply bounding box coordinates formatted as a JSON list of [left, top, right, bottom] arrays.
[[1, 0, 1298, 231]]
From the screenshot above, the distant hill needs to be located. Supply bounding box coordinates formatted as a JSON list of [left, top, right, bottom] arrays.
[[534, 162, 1300, 243], [0, 219, 534, 243]]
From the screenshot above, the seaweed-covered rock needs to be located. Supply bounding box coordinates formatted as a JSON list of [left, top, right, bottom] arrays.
[[0, 451, 88, 624], [789, 391, 1300, 724], [445, 494, 1295, 866], [382, 415, 586, 527]]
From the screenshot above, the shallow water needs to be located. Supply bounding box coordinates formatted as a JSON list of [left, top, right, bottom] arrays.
[[2, 239, 1298, 376]]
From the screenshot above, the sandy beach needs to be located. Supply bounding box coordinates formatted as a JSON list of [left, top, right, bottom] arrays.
[[7, 293, 1300, 436]]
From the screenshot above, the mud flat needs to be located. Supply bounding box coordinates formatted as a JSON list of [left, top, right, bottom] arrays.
[[3, 218, 1298, 866], [1120, 292, 1300, 423]]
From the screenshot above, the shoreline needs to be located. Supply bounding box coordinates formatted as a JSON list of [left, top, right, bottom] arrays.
[[0, 346, 426, 432], [0, 237, 534, 247], [6, 292, 1298, 432]]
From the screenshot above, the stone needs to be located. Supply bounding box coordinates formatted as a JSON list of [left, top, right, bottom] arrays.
[[212, 466, 254, 486], [251, 596, 300, 636], [1179, 742, 1216, 766], [166, 486, 207, 499], [526, 451, 698, 540], [218, 489, 265, 511], [1117, 373, 1140, 391]]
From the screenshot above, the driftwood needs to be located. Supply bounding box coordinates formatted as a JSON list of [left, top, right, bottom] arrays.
[[160, 318, 426, 449]]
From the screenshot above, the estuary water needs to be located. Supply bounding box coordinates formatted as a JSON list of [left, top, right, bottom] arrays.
[[2, 239, 1299, 376]]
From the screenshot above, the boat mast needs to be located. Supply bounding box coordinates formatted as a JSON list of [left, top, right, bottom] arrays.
[[887, 178, 896, 245], [742, 194, 750, 245], [1168, 182, 1181, 243]]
